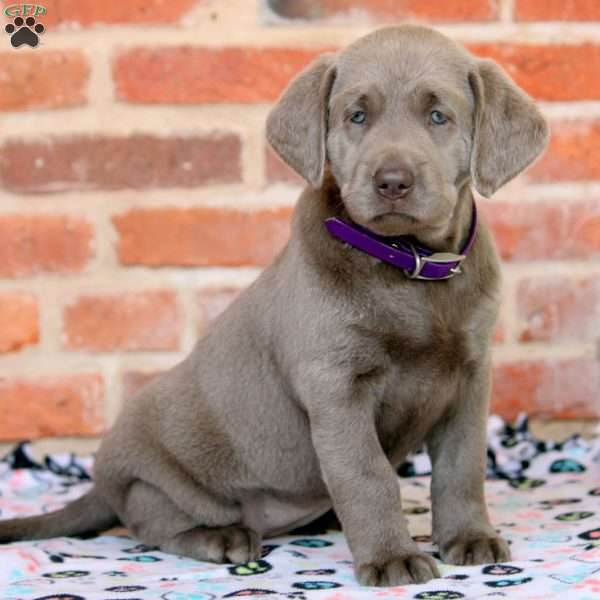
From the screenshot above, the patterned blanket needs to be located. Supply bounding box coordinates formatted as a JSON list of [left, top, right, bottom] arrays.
[[1, 416, 599, 600]]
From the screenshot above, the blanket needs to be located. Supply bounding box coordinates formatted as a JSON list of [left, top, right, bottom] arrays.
[[0, 416, 599, 600]]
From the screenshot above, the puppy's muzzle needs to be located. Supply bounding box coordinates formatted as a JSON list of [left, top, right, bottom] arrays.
[[373, 165, 415, 201]]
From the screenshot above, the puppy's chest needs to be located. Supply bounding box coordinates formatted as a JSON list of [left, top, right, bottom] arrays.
[[363, 297, 483, 459], [365, 272, 492, 361], [369, 334, 465, 463], [374, 293, 479, 374], [380, 324, 466, 406]]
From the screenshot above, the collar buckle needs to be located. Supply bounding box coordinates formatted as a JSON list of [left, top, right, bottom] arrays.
[[405, 243, 466, 281]]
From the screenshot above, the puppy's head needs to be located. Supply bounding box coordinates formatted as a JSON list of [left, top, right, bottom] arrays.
[[267, 26, 548, 238]]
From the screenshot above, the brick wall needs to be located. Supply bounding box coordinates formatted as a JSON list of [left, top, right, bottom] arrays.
[[0, 0, 599, 447]]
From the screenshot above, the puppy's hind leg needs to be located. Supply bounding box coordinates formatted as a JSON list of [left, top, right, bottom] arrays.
[[123, 481, 261, 564]]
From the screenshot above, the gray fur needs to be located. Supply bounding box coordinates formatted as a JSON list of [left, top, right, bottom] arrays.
[[0, 26, 548, 586]]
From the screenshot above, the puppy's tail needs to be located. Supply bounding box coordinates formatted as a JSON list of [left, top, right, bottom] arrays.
[[0, 487, 119, 542]]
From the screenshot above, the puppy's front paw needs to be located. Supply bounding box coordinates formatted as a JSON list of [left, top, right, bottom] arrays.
[[441, 534, 510, 566], [356, 552, 440, 586]]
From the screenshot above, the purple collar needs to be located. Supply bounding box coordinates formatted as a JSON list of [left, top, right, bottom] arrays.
[[324, 202, 477, 281]]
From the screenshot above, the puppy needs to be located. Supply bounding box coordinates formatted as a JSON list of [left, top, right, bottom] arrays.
[[0, 25, 548, 586]]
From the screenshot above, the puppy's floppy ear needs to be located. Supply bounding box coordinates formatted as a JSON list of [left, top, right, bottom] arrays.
[[266, 54, 336, 188], [469, 59, 549, 197]]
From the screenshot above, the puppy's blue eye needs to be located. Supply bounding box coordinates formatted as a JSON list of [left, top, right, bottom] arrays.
[[350, 111, 366, 124], [430, 110, 447, 125]]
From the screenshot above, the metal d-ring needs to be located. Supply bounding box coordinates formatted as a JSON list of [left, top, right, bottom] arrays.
[[407, 243, 424, 279], [405, 243, 466, 281]]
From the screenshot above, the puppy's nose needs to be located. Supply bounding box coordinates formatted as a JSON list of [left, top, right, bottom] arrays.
[[373, 167, 415, 200]]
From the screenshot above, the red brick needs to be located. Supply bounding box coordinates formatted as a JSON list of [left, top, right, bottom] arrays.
[[468, 44, 600, 101], [492, 359, 600, 420], [114, 207, 292, 267], [122, 370, 164, 399], [197, 287, 243, 333], [516, 0, 600, 21], [493, 321, 505, 344], [479, 200, 600, 261], [528, 121, 600, 182], [0, 216, 93, 277], [0, 51, 89, 111], [116, 44, 600, 105], [114, 47, 329, 104], [1, 0, 198, 27], [0, 134, 241, 194], [266, 146, 304, 185], [64, 290, 181, 352], [266, 0, 498, 22], [0, 374, 104, 440], [517, 278, 599, 343], [0, 293, 38, 353]]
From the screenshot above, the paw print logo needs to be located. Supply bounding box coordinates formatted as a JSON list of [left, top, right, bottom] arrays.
[[539, 497, 582, 510], [484, 576, 533, 588], [403, 506, 429, 514], [483, 564, 523, 576], [291, 581, 341, 590], [578, 527, 600, 541], [228, 560, 273, 576], [290, 539, 333, 548], [549, 458, 586, 473], [555, 510, 594, 522], [414, 591, 465, 599], [508, 477, 546, 490], [42, 570, 90, 579], [295, 569, 336, 576], [5, 16, 44, 48]]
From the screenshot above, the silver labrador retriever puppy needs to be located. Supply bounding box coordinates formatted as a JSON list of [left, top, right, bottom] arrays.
[[0, 26, 548, 586]]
